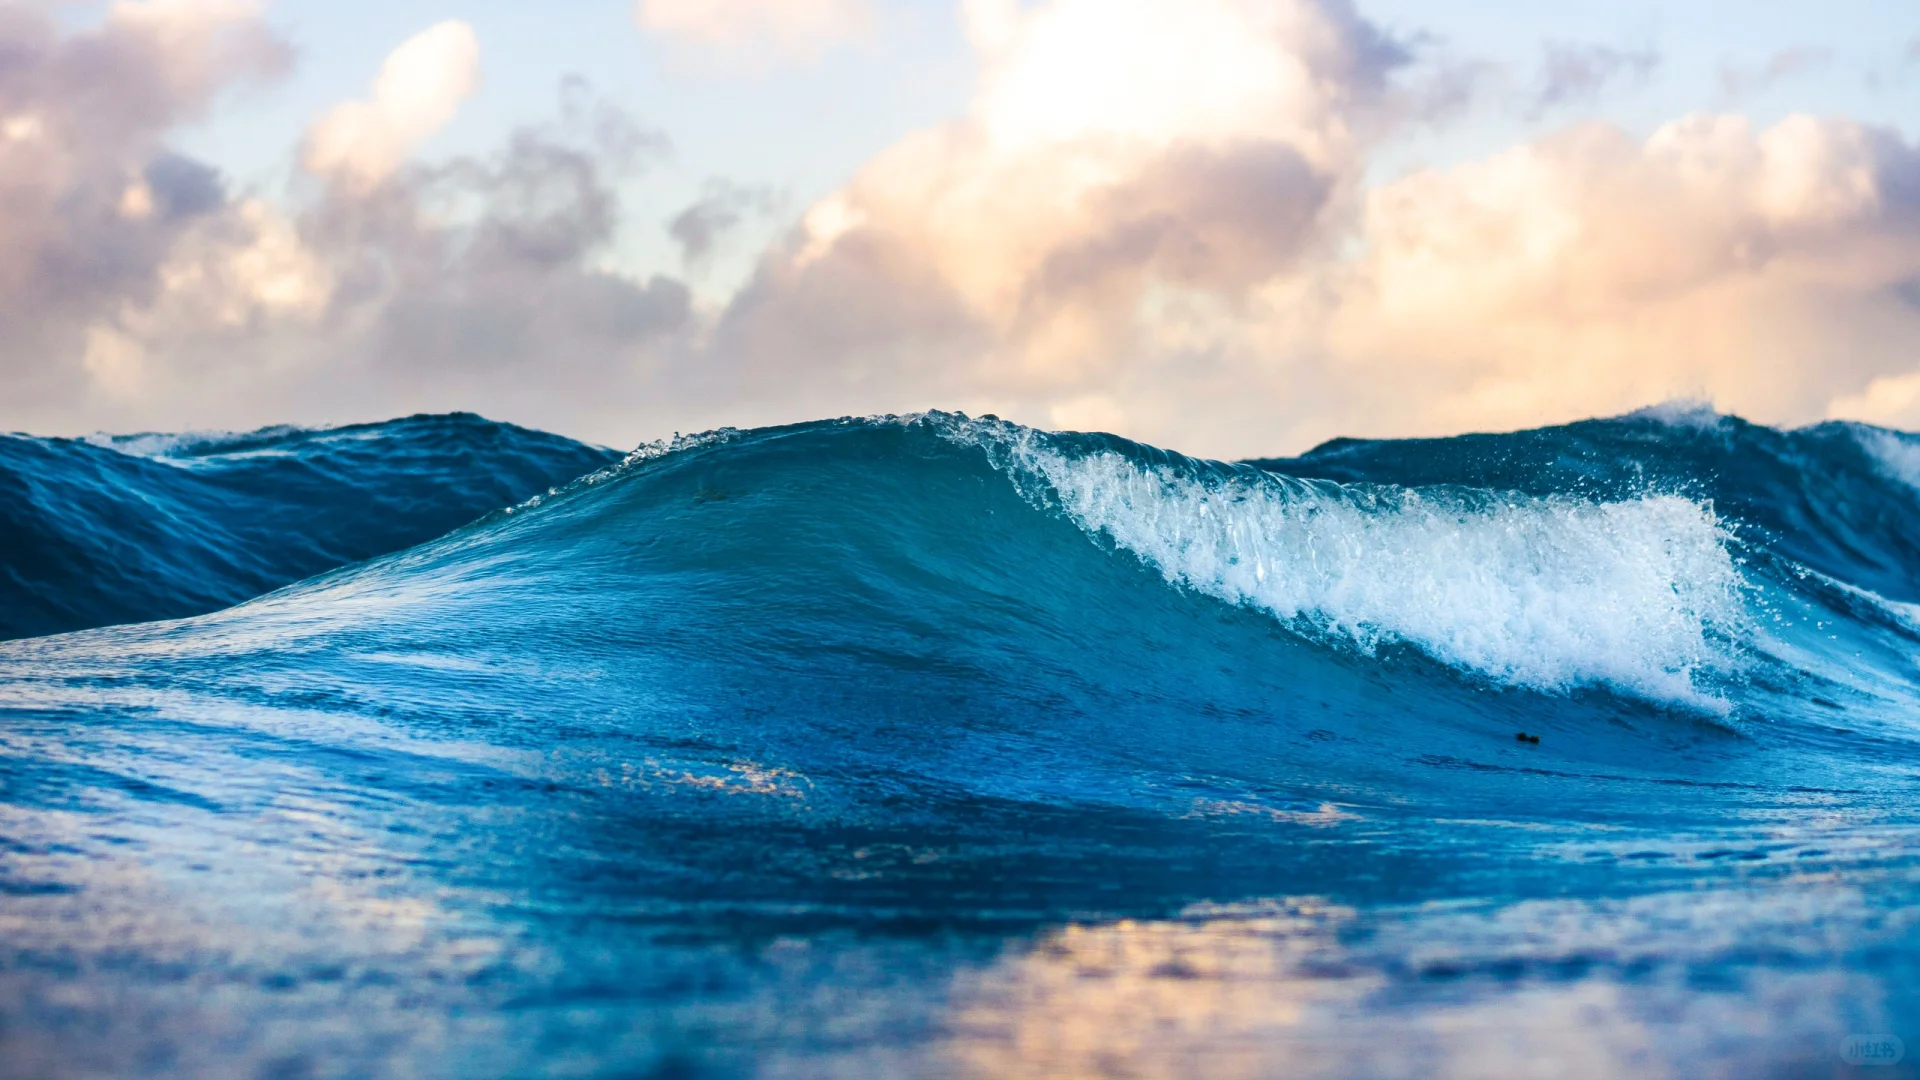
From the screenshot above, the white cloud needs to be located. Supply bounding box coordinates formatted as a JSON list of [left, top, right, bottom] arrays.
[[703, 0, 1402, 452], [0, 2, 686, 441], [140, 198, 335, 331], [1321, 114, 1920, 441], [1830, 371, 1920, 428], [0, 0, 288, 403], [9, 0, 1920, 458], [303, 21, 481, 189], [99, 0, 291, 106], [97, 80, 690, 437], [634, 0, 871, 63], [694, 0, 1920, 457]]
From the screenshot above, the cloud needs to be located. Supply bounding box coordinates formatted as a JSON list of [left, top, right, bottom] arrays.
[[1326, 114, 1920, 439], [0, 8, 691, 440], [634, 0, 871, 63], [113, 76, 690, 432], [303, 21, 481, 189], [1531, 42, 1658, 115], [697, 0, 1920, 457], [1830, 370, 1920, 426], [1719, 46, 1833, 100], [331, 86, 687, 378], [9, 0, 1920, 459], [700, 0, 1404, 446], [667, 179, 784, 267], [0, 0, 288, 404]]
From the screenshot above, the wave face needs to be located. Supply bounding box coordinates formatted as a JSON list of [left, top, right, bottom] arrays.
[[1252, 404, 1920, 605], [1000, 432, 1746, 707], [0, 412, 620, 640], [3, 411, 1920, 1077]]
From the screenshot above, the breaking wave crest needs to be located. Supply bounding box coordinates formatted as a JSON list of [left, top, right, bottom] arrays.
[[987, 433, 1747, 708]]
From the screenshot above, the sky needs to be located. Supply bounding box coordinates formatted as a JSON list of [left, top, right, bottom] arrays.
[[4, 0, 1920, 457]]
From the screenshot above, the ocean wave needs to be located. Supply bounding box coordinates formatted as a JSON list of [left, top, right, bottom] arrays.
[[82, 424, 314, 459], [7, 408, 1920, 1077], [994, 434, 1746, 708], [0, 412, 618, 640], [14, 408, 1920, 721]]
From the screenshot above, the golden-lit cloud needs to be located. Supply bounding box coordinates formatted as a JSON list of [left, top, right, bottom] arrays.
[[1326, 113, 1920, 441], [707, 0, 1920, 457], [1830, 371, 1920, 426], [708, 0, 1405, 453], [303, 21, 482, 189], [5, 0, 1920, 455]]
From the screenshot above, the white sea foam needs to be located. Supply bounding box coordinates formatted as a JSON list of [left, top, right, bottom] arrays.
[[84, 425, 310, 459], [1851, 426, 1920, 492], [84, 430, 227, 458], [502, 427, 752, 517], [974, 425, 1748, 709], [1622, 399, 1728, 431]]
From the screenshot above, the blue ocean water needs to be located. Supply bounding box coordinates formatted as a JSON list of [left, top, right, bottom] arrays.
[[0, 413, 620, 641], [3, 407, 1919, 1078]]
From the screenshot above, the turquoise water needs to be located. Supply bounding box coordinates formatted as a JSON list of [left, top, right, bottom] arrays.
[[2, 408, 1918, 1077]]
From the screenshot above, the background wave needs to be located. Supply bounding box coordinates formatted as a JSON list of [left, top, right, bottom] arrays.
[[0, 412, 618, 640]]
